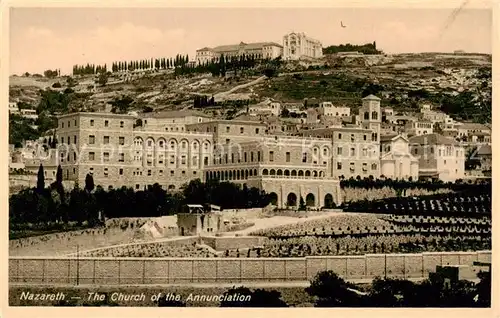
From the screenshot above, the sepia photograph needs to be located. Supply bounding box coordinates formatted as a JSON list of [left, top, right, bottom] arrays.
[[4, 0, 495, 312]]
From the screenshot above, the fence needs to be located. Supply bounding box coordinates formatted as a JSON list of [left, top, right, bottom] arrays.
[[9, 250, 490, 285]]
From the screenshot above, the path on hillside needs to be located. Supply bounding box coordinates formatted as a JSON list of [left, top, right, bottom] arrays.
[[226, 212, 344, 236], [213, 75, 267, 100]]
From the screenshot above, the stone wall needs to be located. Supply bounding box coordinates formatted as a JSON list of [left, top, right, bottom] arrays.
[[10, 251, 490, 285]]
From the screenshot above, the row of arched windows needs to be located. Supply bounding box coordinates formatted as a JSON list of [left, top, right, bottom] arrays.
[[262, 169, 325, 178], [204, 168, 327, 181], [133, 137, 212, 153], [206, 169, 259, 181]]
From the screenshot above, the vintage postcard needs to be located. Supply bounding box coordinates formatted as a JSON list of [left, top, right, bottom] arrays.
[[2, 0, 496, 316]]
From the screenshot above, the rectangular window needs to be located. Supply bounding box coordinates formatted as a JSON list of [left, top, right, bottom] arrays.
[[338, 133, 342, 139], [255, 128, 260, 134], [159, 170, 163, 176], [73, 153, 76, 161], [337, 162, 342, 170], [337, 147, 343, 155], [62, 122, 64, 128], [257, 151, 261, 162], [119, 153, 125, 162], [68, 121, 70, 128], [240, 127, 244, 134], [90, 119, 94, 126], [119, 168, 123, 175], [192, 156, 198, 166], [286, 152, 291, 162], [148, 170, 152, 176], [181, 155, 187, 165], [362, 148, 367, 157], [226, 139, 230, 144], [269, 151, 274, 162], [74, 136, 77, 143], [103, 136, 110, 144], [350, 148, 356, 156], [120, 121, 124, 128], [170, 155, 175, 164], [119, 137, 125, 145], [104, 168, 108, 177], [104, 120, 109, 127], [103, 152, 110, 162], [74, 120, 77, 126], [89, 152, 95, 161], [363, 135, 367, 141], [351, 134, 355, 142], [67, 136, 70, 144], [226, 126, 230, 133], [302, 153, 307, 163]]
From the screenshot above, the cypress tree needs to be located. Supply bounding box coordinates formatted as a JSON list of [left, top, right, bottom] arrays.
[[85, 173, 95, 193], [56, 165, 63, 185], [37, 164, 45, 192]]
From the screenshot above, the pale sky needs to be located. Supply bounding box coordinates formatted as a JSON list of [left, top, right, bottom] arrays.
[[9, 7, 492, 75]]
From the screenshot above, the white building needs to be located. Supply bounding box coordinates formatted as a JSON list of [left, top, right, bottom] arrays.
[[409, 134, 465, 182], [248, 100, 281, 117], [283, 32, 323, 60], [420, 109, 454, 125], [380, 135, 419, 180], [20, 109, 38, 120], [318, 102, 351, 118], [405, 120, 434, 136], [195, 41, 283, 65], [9, 102, 19, 115]]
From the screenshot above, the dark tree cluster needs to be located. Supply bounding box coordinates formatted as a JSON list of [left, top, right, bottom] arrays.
[[323, 41, 382, 55], [72, 64, 107, 76], [111, 54, 189, 72], [305, 270, 490, 307], [9, 173, 271, 235], [193, 95, 215, 108], [43, 69, 60, 78]]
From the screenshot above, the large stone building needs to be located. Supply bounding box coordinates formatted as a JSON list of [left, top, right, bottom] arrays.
[[318, 102, 351, 118], [283, 32, 323, 60], [195, 42, 283, 65], [409, 134, 466, 182], [203, 136, 342, 209], [49, 95, 468, 209], [302, 95, 382, 179], [55, 112, 213, 191]]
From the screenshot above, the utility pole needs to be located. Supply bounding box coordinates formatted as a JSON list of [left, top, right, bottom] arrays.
[[76, 244, 80, 286], [384, 253, 387, 279]]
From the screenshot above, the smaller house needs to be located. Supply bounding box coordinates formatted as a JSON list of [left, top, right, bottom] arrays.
[[176, 204, 224, 236]]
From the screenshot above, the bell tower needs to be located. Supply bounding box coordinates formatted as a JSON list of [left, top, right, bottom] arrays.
[[360, 94, 381, 142]]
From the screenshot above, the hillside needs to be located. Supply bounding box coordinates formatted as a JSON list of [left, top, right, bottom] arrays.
[[9, 52, 492, 146]]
